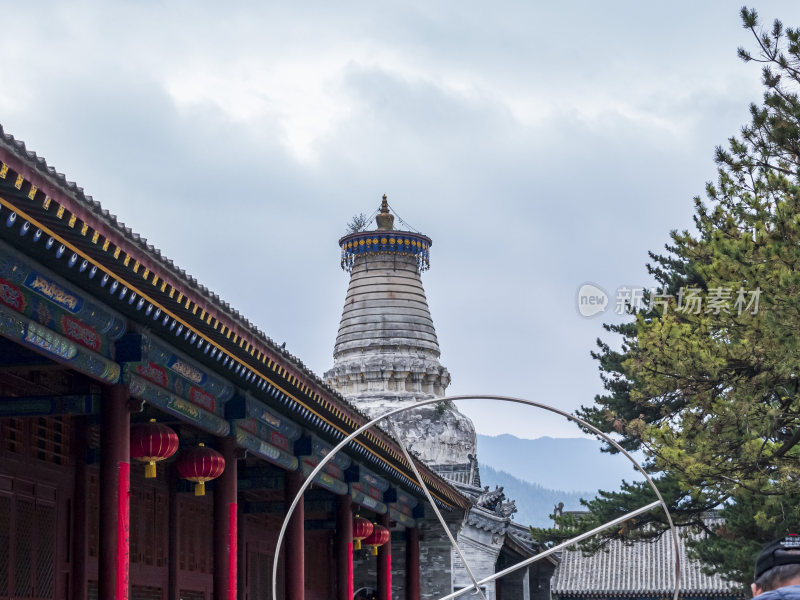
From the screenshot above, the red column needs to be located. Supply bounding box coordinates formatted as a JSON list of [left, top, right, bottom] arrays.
[[99, 385, 131, 600], [285, 469, 305, 600], [405, 527, 420, 600], [337, 495, 354, 600], [377, 512, 392, 600], [214, 437, 238, 600]]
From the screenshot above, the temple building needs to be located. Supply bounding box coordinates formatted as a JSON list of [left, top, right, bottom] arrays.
[[326, 198, 556, 600], [0, 125, 479, 600], [551, 510, 744, 600]]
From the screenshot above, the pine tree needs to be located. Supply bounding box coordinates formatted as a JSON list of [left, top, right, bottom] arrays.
[[536, 8, 800, 586]]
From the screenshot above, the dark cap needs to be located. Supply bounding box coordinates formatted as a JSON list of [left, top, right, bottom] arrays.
[[755, 534, 800, 580]]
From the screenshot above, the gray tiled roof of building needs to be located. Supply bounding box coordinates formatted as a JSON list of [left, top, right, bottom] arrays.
[[551, 525, 744, 598]]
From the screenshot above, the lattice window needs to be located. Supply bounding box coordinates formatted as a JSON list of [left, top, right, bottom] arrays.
[[143, 488, 155, 566], [15, 497, 34, 597], [131, 584, 163, 600], [179, 501, 194, 571], [0, 495, 9, 597], [88, 580, 99, 600], [33, 416, 70, 465], [179, 590, 206, 600], [87, 472, 99, 558], [1, 418, 25, 454], [248, 549, 272, 600], [36, 502, 56, 598], [155, 491, 167, 567], [198, 503, 212, 574], [5, 494, 58, 599], [130, 487, 142, 564], [179, 499, 212, 574]]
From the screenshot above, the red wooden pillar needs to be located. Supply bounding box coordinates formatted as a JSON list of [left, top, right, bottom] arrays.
[[214, 437, 238, 600], [405, 526, 420, 600], [99, 385, 131, 600], [377, 512, 392, 600], [285, 469, 305, 600], [336, 495, 354, 600]]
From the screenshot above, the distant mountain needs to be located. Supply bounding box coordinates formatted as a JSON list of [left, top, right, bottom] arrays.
[[479, 464, 589, 528], [476, 433, 643, 494]]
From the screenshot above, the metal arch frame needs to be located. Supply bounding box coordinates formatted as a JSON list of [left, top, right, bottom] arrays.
[[272, 395, 681, 600]]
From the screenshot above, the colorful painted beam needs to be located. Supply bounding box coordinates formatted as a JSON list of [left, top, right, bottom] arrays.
[[345, 465, 389, 492], [0, 303, 120, 383], [294, 434, 351, 471], [349, 484, 387, 515], [125, 372, 230, 436], [234, 426, 298, 471], [301, 462, 348, 496], [388, 507, 416, 529], [0, 393, 99, 416], [116, 333, 234, 410], [226, 394, 302, 441], [0, 242, 125, 357]]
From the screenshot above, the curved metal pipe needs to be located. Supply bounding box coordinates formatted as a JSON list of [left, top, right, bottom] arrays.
[[272, 395, 680, 600]]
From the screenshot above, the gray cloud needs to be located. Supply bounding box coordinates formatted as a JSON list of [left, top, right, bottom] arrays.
[[2, 0, 799, 437]]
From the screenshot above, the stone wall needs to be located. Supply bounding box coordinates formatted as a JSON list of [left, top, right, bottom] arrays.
[[452, 525, 503, 600], [419, 510, 465, 600]]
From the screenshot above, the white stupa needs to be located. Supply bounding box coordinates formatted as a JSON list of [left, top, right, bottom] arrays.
[[324, 196, 477, 477]]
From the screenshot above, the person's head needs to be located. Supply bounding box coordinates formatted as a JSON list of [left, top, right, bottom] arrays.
[[752, 535, 800, 596]]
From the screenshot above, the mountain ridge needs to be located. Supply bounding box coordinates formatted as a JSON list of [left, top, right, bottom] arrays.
[[476, 433, 643, 493]]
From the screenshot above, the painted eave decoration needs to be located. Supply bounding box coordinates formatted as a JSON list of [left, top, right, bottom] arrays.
[[338, 230, 432, 273]]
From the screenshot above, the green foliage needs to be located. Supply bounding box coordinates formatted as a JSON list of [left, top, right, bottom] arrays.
[[346, 212, 370, 233], [534, 8, 800, 586]]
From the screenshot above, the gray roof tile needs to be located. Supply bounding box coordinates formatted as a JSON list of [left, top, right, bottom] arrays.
[[551, 524, 742, 597]]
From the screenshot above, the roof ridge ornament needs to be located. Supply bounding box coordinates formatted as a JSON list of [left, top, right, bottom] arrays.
[[375, 194, 395, 231]]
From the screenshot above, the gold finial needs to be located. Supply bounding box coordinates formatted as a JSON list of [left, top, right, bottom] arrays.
[[376, 194, 395, 231]]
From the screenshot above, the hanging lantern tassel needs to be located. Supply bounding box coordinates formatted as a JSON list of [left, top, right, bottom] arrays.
[[352, 516, 374, 551], [130, 419, 179, 479], [176, 442, 225, 496], [363, 524, 390, 556]]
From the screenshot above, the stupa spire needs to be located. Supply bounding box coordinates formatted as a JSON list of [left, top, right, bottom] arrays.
[[375, 194, 395, 231]]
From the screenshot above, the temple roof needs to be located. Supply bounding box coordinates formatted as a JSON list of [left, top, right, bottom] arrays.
[[0, 124, 470, 511], [551, 521, 743, 598]]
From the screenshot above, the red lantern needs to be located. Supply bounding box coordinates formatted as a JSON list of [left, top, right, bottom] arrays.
[[176, 442, 225, 496], [363, 524, 390, 556], [352, 516, 374, 551], [130, 419, 179, 478]]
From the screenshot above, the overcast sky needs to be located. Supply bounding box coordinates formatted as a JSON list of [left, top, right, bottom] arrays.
[[3, 2, 798, 439]]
